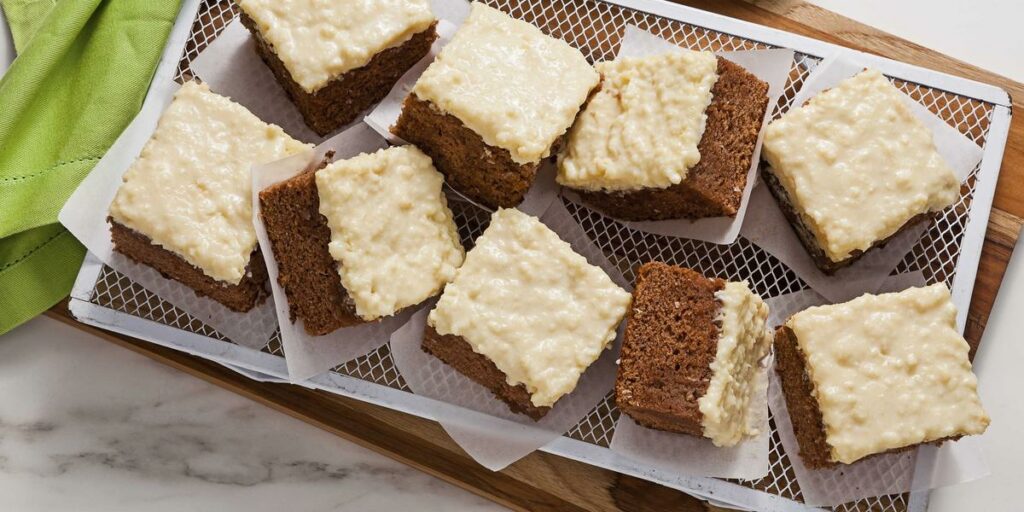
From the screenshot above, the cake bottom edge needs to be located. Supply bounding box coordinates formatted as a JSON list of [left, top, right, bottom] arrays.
[[108, 220, 269, 313], [240, 12, 438, 136], [421, 324, 550, 421], [760, 167, 933, 275]]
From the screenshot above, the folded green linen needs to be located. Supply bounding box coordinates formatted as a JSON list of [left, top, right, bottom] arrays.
[[0, 0, 182, 334]]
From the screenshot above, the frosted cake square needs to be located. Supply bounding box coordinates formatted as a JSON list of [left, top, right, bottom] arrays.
[[424, 208, 630, 419]]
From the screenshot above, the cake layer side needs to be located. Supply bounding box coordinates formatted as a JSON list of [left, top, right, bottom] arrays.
[[393, 94, 540, 209], [236, 0, 434, 93], [109, 221, 268, 313], [761, 165, 932, 275], [241, 11, 437, 136], [615, 262, 723, 436], [772, 325, 834, 468], [422, 325, 550, 420], [258, 162, 365, 335], [577, 57, 770, 220]]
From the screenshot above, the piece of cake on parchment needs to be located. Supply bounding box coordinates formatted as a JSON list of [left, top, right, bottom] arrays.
[[236, 0, 438, 135], [108, 81, 310, 312], [761, 69, 959, 274], [774, 283, 989, 467], [559, 52, 769, 221], [615, 262, 772, 447], [393, 3, 600, 209], [424, 208, 631, 419], [259, 145, 464, 335]]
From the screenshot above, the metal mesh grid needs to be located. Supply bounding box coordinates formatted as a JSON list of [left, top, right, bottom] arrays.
[[564, 391, 620, 447], [90, 264, 229, 342], [75, 0, 1003, 510]]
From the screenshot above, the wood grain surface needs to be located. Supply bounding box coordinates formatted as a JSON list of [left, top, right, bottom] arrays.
[[48, 1, 1023, 510]]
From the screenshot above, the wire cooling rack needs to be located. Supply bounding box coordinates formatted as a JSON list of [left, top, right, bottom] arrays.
[[67, 0, 1012, 510]]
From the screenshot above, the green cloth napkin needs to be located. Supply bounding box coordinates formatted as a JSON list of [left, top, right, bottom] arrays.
[[0, 0, 183, 334]]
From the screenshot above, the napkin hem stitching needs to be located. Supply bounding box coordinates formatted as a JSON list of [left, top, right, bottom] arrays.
[[1, 155, 102, 183], [0, 228, 68, 275]]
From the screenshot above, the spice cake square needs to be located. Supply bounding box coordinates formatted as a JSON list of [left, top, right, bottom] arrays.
[[259, 146, 464, 335], [774, 284, 989, 468], [236, 0, 438, 136], [559, 52, 770, 221], [615, 262, 772, 447], [108, 81, 310, 312], [393, 3, 600, 209], [762, 69, 959, 274], [424, 208, 631, 419]]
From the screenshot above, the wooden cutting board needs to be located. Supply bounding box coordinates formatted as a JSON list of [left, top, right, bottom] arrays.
[[46, 1, 1024, 510]]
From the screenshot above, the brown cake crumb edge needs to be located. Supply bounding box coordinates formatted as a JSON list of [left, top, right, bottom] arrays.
[[392, 93, 543, 210], [772, 325, 835, 468], [761, 166, 933, 275], [422, 325, 550, 421], [239, 9, 438, 136], [109, 221, 269, 313], [577, 57, 771, 221], [257, 157, 368, 336], [615, 262, 724, 436]]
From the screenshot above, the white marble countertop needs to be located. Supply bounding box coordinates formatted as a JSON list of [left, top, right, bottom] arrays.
[[1, 1, 1021, 510], [0, 318, 501, 511]]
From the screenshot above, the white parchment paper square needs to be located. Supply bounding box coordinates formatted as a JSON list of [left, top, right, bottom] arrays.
[[251, 124, 419, 381], [58, 79, 278, 348], [764, 271, 989, 506], [565, 25, 795, 246], [389, 199, 631, 470], [741, 52, 985, 303]]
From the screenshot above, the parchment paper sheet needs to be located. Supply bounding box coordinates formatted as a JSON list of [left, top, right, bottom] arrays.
[[741, 52, 985, 304], [763, 271, 989, 506]]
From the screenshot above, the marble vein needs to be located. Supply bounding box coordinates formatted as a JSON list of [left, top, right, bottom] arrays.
[[0, 318, 503, 511]]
